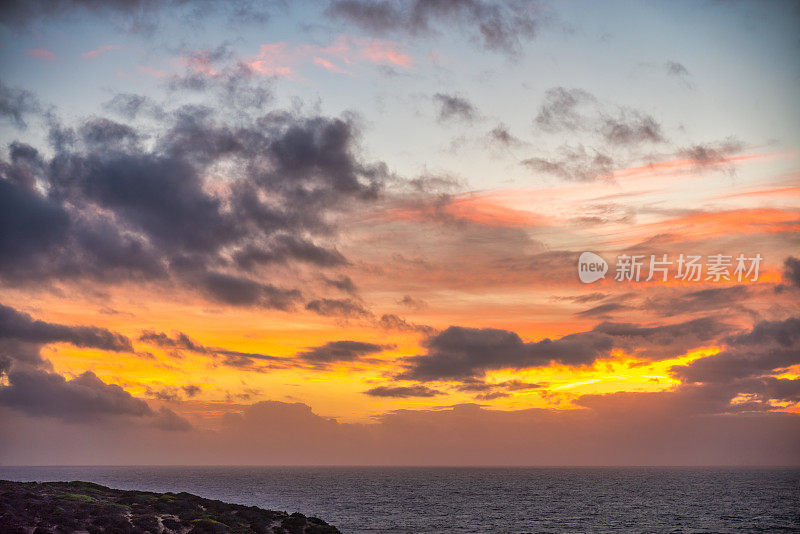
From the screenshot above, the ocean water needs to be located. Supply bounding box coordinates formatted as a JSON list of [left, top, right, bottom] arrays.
[[1, 466, 798, 533]]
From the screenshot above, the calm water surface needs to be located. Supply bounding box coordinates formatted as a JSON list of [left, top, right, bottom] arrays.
[[1, 466, 798, 533]]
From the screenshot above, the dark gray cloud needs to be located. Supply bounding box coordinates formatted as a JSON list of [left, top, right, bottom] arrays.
[[142, 330, 390, 371], [398, 295, 428, 309], [1, 96, 390, 310], [665, 61, 689, 77], [433, 93, 477, 122], [674, 348, 800, 386], [0, 82, 40, 128], [0, 339, 51, 370], [52, 138, 233, 257], [592, 317, 729, 360], [534, 87, 595, 132], [167, 60, 274, 113], [643, 285, 750, 317], [151, 406, 193, 431], [599, 112, 665, 145], [138, 330, 284, 370], [213, 350, 283, 370], [487, 123, 523, 147], [555, 292, 607, 304], [182, 384, 201, 397], [103, 93, 165, 120], [199, 271, 302, 308], [677, 138, 744, 174], [305, 298, 372, 318], [399, 317, 729, 381], [327, 0, 548, 55], [233, 235, 347, 270], [323, 275, 358, 294], [782, 256, 800, 289], [533, 87, 665, 148], [456, 378, 541, 400], [522, 145, 615, 182], [1, 142, 42, 189], [377, 314, 436, 335], [724, 317, 800, 349], [500, 379, 542, 390], [0, 360, 193, 431], [0, 146, 159, 282], [475, 391, 508, 400], [0, 168, 69, 278], [399, 325, 609, 381], [144, 385, 181, 401], [671, 317, 800, 386], [140, 330, 393, 372], [576, 383, 739, 418], [456, 378, 541, 392], [575, 302, 629, 317], [79, 117, 140, 148], [0, 0, 271, 31], [0, 368, 151, 422], [590, 372, 800, 418], [364, 385, 442, 397], [139, 330, 209, 354], [297, 340, 387, 363], [0, 303, 132, 352]]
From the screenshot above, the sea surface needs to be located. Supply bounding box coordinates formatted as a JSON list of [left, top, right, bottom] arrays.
[[1, 466, 799, 533]]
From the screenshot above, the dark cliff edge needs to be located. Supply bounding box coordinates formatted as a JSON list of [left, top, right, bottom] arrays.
[[0, 480, 341, 534]]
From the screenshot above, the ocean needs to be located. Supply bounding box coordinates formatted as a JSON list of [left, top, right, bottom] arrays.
[[1, 466, 798, 533]]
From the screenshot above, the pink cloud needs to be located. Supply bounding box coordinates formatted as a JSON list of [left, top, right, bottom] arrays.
[[359, 39, 412, 68], [82, 45, 119, 59], [313, 57, 349, 74], [27, 48, 55, 61], [246, 43, 295, 78], [180, 51, 219, 76], [170, 37, 413, 82], [308, 37, 352, 63], [137, 65, 168, 78], [240, 36, 412, 79], [312, 36, 413, 68]]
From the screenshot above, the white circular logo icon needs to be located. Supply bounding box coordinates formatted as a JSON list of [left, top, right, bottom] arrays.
[[578, 252, 608, 283]]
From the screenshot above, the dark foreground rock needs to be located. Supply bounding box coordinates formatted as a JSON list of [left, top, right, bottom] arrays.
[[0, 480, 341, 534]]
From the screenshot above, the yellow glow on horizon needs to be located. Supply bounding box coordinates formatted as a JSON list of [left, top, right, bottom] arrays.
[[4, 267, 797, 427]]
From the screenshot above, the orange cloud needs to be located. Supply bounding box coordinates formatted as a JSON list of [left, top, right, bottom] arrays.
[[377, 150, 783, 238], [612, 151, 769, 182], [383, 193, 547, 228], [714, 184, 800, 200], [644, 207, 800, 239], [445, 195, 546, 227]]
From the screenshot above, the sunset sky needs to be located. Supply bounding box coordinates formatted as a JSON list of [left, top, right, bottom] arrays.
[[1, 0, 799, 465]]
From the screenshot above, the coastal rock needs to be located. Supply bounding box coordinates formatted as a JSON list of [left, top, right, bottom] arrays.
[[0, 480, 341, 534]]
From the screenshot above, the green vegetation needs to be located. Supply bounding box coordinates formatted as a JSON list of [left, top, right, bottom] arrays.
[[0, 479, 341, 533], [63, 492, 96, 503]]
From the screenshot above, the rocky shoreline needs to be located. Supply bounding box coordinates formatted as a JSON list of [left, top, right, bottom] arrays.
[[0, 480, 341, 533]]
